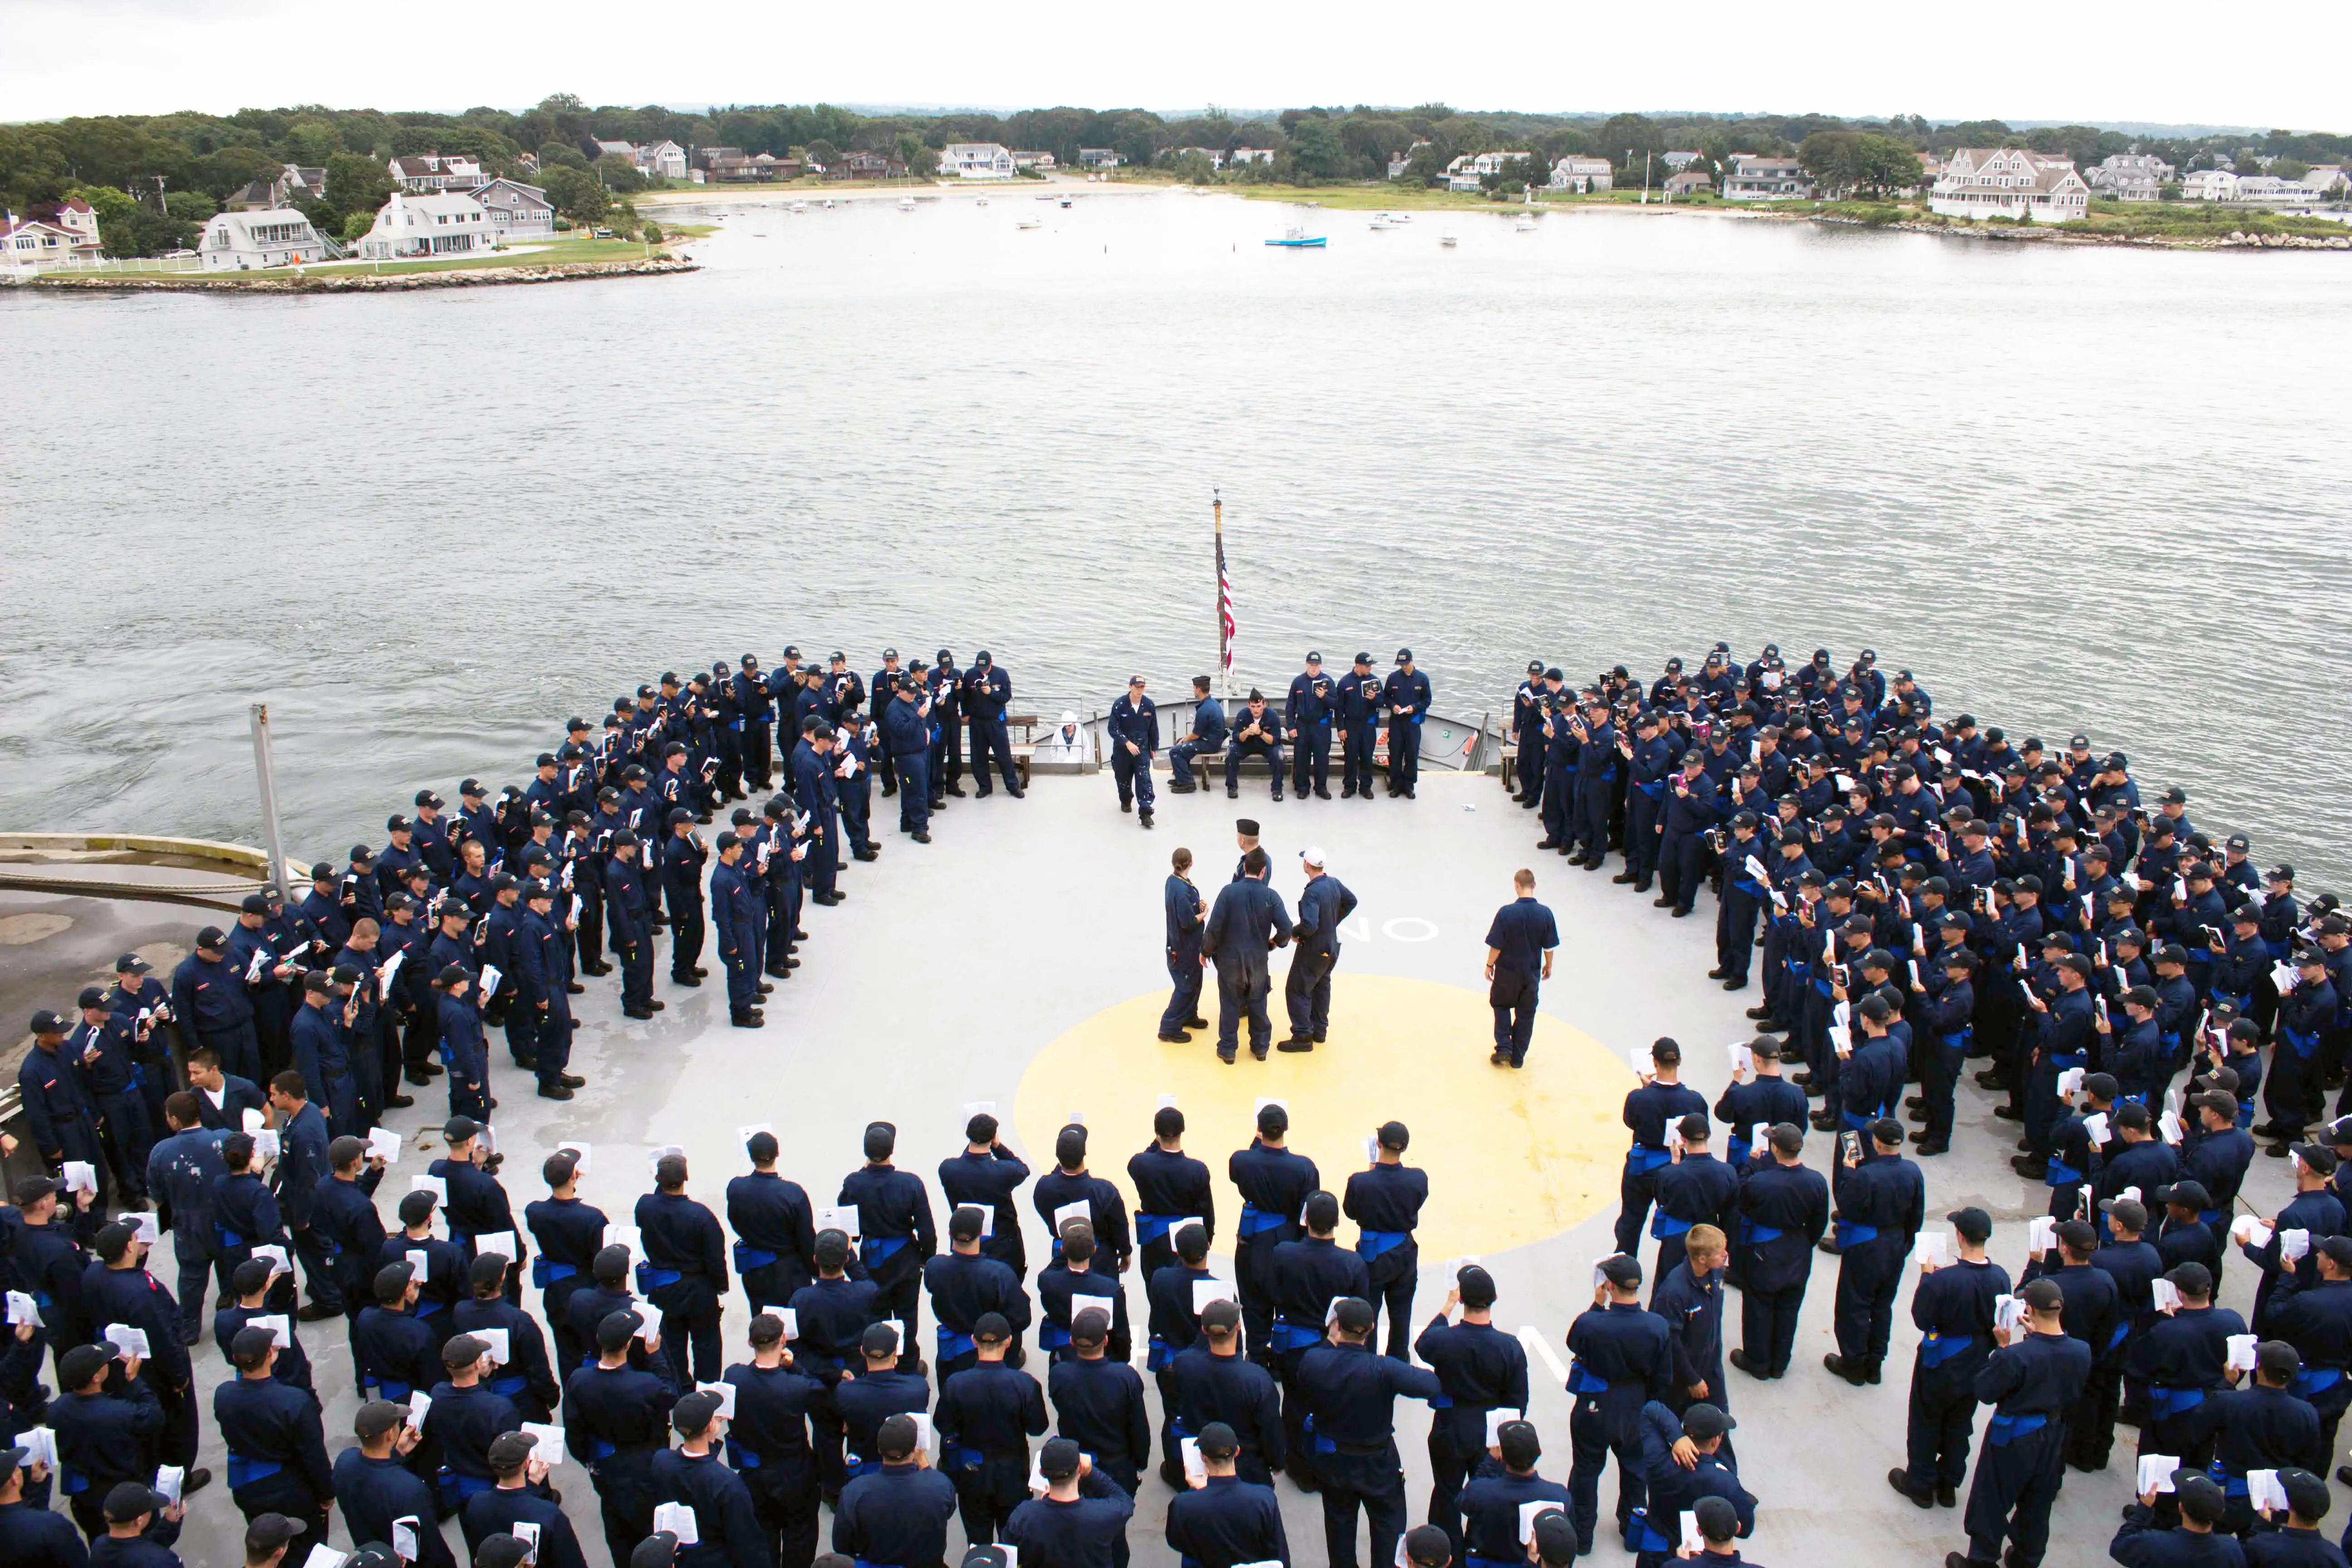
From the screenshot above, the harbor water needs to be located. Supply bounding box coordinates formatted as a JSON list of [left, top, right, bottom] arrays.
[[4, 191, 2348, 876]]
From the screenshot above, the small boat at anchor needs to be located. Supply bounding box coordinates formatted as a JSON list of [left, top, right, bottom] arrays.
[[1265, 225, 1327, 249], [1016, 217, 1042, 230]]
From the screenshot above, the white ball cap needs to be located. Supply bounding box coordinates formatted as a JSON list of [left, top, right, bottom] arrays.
[[1301, 846, 1327, 868]]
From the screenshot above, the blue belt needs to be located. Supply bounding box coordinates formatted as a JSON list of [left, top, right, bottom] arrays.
[[217, 1226, 246, 1250], [1356, 1230, 1409, 1259], [1302, 1413, 1338, 1455], [416, 1298, 445, 1318], [945, 1445, 987, 1471], [2050, 1052, 2086, 1071], [637, 1264, 683, 1294], [60, 1467, 87, 1495], [531, 1258, 577, 1287], [734, 1243, 781, 1273], [1136, 1213, 1186, 1245], [1836, 1220, 1880, 1247], [937, 1326, 977, 1361], [1271, 1321, 1321, 1352], [1727, 1137, 1751, 1166], [1237, 1204, 1286, 1237], [438, 1469, 495, 1503], [843, 1455, 878, 1482], [2199, 1208, 2225, 1226], [588, 1438, 618, 1461], [1147, 1335, 1171, 1372], [1841, 1111, 1874, 1135], [1920, 1332, 1977, 1368], [2296, 1367, 2344, 1398], [1940, 1030, 1971, 1051], [1626, 1146, 1671, 1175], [1651, 1213, 1695, 1240], [862, 1236, 908, 1264], [2209, 1460, 2250, 1497], [487, 1369, 527, 1396], [1040, 1323, 1071, 1350], [1638, 781, 1666, 799], [2148, 1386, 2206, 1419], [1629, 1511, 1673, 1555], [1986, 1412, 2047, 1446], [726, 1438, 763, 1470], [2285, 1029, 2320, 1059], [364, 1377, 413, 1401], [1568, 1367, 1612, 1396], [1746, 1225, 1785, 1245], [226, 1453, 284, 1489], [2046, 1158, 2083, 1188], [1732, 881, 1765, 898]]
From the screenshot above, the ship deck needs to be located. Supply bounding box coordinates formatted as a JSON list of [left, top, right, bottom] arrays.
[[0, 772, 2298, 1565]]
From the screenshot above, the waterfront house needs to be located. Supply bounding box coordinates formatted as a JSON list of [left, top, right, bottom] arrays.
[[1013, 151, 1057, 170], [1663, 149, 1701, 171], [1547, 155, 1614, 193], [2179, 168, 2239, 201], [390, 153, 486, 192], [2, 200, 105, 270], [635, 141, 687, 180], [1171, 147, 1228, 170], [588, 137, 635, 162], [941, 142, 1017, 178], [1927, 148, 2089, 223], [1387, 140, 1432, 179], [828, 150, 906, 181], [1078, 148, 1122, 168], [224, 180, 279, 212], [1721, 155, 1814, 200], [466, 177, 554, 242], [355, 191, 494, 260], [2230, 175, 2314, 205], [2087, 153, 2172, 201], [2306, 166, 2349, 197], [1229, 148, 1274, 166], [198, 207, 328, 270], [1664, 169, 1713, 196], [1443, 151, 1533, 191]]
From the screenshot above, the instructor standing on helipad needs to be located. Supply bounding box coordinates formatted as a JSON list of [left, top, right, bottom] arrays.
[[1204, 848, 1294, 1063]]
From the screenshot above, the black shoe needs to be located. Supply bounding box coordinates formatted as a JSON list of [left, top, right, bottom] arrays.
[[1140, 812, 1154, 829], [514, 1054, 537, 1070], [913, 830, 931, 843], [1611, 870, 1637, 883], [1491, 1051, 1509, 1066], [1250, 1045, 1269, 1061], [405, 1071, 433, 1087], [647, 998, 666, 1010], [1342, 785, 1357, 798], [1227, 787, 1240, 799], [947, 784, 967, 797], [1809, 1112, 1838, 1131], [1276, 1037, 1314, 1053], [1271, 792, 1284, 802], [1671, 907, 1692, 918], [419, 1060, 445, 1076], [565, 981, 585, 995], [1745, 1005, 1775, 1021], [1936, 1483, 1957, 1508], [1157, 1031, 1191, 1043], [539, 1083, 578, 1098], [1722, 977, 1747, 991], [2011, 1156, 2048, 1179], [1312, 1029, 1325, 1043], [1707, 967, 1728, 980], [625, 1006, 654, 1019], [1121, 799, 1132, 813], [560, 1073, 585, 1087], [1992, 1105, 2022, 1122], [1186, 1017, 1208, 1029], [731, 1014, 765, 1029], [181, 1467, 212, 1496], [757, 982, 774, 995], [1313, 788, 1331, 800], [670, 974, 701, 987], [1218, 1051, 1236, 1064], [1536, 839, 1562, 851], [854, 848, 879, 861], [1918, 1140, 1950, 1156], [1824, 1352, 1866, 1386], [383, 1093, 414, 1109], [1653, 896, 1675, 907], [1888, 1468, 1933, 1509], [816, 892, 845, 905], [1008, 788, 1025, 798], [296, 1301, 340, 1322], [1906, 1096, 1926, 1112], [581, 962, 612, 976], [1729, 1348, 1769, 1380]]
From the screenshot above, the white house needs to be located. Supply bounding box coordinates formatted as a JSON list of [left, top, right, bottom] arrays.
[[1228, 148, 1275, 166], [1077, 148, 1121, 168], [634, 140, 687, 181], [1548, 155, 1614, 193], [939, 142, 1016, 179], [2179, 168, 2239, 202], [1012, 150, 1057, 170], [389, 153, 486, 192], [2087, 153, 2172, 201], [1442, 151, 1532, 191], [2305, 166, 2349, 197], [466, 178, 555, 242], [1927, 147, 2089, 223], [355, 191, 495, 260], [1170, 146, 1226, 170], [1721, 155, 1814, 200], [1662, 149, 1702, 171], [199, 208, 329, 270]]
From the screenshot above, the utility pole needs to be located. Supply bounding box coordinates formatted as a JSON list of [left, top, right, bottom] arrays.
[[249, 703, 293, 905]]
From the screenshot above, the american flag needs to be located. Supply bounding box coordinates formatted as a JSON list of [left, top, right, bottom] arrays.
[[1216, 532, 1236, 674]]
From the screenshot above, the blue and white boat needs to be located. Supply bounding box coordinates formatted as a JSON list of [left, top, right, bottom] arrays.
[[1265, 225, 1327, 248]]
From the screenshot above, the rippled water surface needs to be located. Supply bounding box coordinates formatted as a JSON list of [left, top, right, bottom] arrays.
[[4, 191, 2348, 878]]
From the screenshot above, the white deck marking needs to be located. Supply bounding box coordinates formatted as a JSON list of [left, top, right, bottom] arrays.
[[1518, 1324, 1568, 1383]]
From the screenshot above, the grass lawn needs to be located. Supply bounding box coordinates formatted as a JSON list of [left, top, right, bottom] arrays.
[[120, 230, 711, 284]]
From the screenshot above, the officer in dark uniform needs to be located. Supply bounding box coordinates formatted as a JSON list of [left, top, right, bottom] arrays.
[[1483, 869, 1558, 1068], [963, 652, 1022, 797], [524, 1150, 608, 1377], [1825, 1118, 1926, 1386], [1950, 1277, 2090, 1568], [1730, 1123, 1830, 1380], [1225, 692, 1285, 802], [717, 1312, 826, 1568], [216, 1325, 336, 1562], [1286, 653, 1337, 800], [1614, 1040, 1709, 1255], [1414, 1264, 1529, 1552], [18, 1009, 103, 1192], [1656, 752, 1722, 920], [1128, 1107, 1214, 1280], [1048, 1305, 1151, 1501], [564, 1308, 681, 1568], [1563, 1254, 1673, 1557], [736, 657, 776, 793], [710, 833, 765, 1030], [832, 1412, 960, 1568], [1284, 849, 1357, 1052], [1158, 849, 1209, 1044], [635, 1154, 728, 1387], [659, 810, 709, 988], [1336, 653, 1382, 800], [791, 723, 843, 908], [1203, 849, 1295, 1063], [1566, 695, 1619, 870], [1617, 711, 1675, 893], [1381, 650, 1432, 799], [1229, 1104, 1318, 1365], [1108, 676, 1160, 827], [1295, 1295, 1444, 1568], [1265, 1191, 1370, 1487], [928, 649, 967, 800], [840, 1123, 939, 1353], [935, 1312, 1049, 1546], [1649, 1117, 1738, 1300], [1510, 659, 1548, 807], [924, 1207, 1031, 1384], [1343, 1124, 1426, 1360], [1165, 1419, 1289, 1568], [882, 677, 935, 843], [870, 650, 905, 797], [1893, 1207, 2009, 1509], [940, 1112, 1032, 1283], [603, 833, 657, 1020]]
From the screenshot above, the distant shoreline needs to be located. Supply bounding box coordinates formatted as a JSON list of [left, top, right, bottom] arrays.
[[23, 253, 697, 293]]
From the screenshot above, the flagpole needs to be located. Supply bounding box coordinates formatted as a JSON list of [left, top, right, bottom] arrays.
[[1214, 489, 1228, 701]]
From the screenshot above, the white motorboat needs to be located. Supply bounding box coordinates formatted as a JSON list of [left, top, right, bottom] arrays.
[[898, 197, 917, 211], [1016, 217, 1042, 230], [1514, 214, 1538, 231], [976, 196, 989, 207], [1441, 233, 1459, 247], [789, 201, 808, 214]]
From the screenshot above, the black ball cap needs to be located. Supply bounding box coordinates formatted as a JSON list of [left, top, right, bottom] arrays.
[[246, 1515, 304, 1551], [104, 1480, 164, 1522], [475, 1536, 531, 1568], [629, 1534, 681, 1568], [1598, 1254, 1643, 1289], [1947, 1206, 1992, 1243], [1038, 1436, 1082, 1479], [1681, 1402, 1735, 1441]]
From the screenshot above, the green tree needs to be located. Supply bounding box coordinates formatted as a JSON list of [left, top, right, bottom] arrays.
[[537, 141, 589, 172], [804, 137, 840, 171], [66, 183, 140, 250], [284, 119, 343, 166], [1287, 116, 1346, 180], [642, 220, 664, 242], [325, 152, 392, 219], [539, 164, 608, 223], [163, 190, 216, 223], [595, 152, 646, 193]]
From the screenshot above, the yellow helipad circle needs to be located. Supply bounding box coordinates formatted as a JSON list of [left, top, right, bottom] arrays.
[[1014, 974, 1635, 1260]]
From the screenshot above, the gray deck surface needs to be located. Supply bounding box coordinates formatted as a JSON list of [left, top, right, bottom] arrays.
[[0, 772, 2304, 1565]]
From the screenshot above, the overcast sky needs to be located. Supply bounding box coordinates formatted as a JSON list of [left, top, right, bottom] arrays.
[[6, 0, 2341, 131]]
